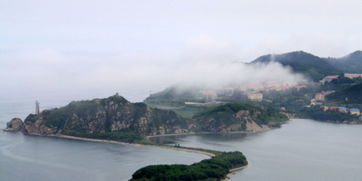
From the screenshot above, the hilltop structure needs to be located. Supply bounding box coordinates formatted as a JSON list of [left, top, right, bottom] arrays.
[[35, 101, 40, 115]]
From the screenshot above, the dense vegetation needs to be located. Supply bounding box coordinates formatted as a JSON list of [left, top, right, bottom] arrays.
[[63, 130, 150, 143], [21, 94, 188, 139], [327, 83, 362, 104], [328, 51, 362, 73], [130, 151, 247, 181], [252, 51, 340, 81], [321, 76, 362, 92], [252, 50, 362, 81], [173, 105, 210, 120], [145, 86, 205, 107], [193, 102, 288, 131], [262, 87, 316, 113], [299, 106, 359, 123]]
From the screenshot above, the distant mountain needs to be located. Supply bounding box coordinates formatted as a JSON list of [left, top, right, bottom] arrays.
[[327, 83, 362, 104], [252, 50, 362, 81], [328, 51, 362, 73], [251, 51, 341, 81]]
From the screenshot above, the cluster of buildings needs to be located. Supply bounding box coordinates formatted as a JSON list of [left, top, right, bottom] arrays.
[[316, 73, 362, 116], [320, 105, 361, 116], [320, 75, 339, 84], [320, 73, 362, 84], [312, 90, 360, 116], [198, 81, 308, 103], [246, 92, 263, 101], [344, 73, 362, 79], [237, 81, 306, 92], [313, 91, 335, 102]]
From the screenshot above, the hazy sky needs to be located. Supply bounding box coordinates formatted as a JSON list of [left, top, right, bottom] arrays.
[[1, 0, 362, 101]]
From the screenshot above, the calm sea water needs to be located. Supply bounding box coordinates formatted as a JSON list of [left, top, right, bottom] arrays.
[[2, 95, 362, 181], [153, 119, 362, 181], [0, 96, 208, 181]]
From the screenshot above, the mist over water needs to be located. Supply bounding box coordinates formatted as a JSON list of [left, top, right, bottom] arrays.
[[0, 50, 307, 103]]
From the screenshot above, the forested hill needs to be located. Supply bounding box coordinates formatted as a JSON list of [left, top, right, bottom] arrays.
[[251, 51, 340, 81], [327, 83, 362, 104], [251, 50, 362, 81], [5, 94, 188, 143], [192, 102, 288, 132], [328, 51, 362, 73]]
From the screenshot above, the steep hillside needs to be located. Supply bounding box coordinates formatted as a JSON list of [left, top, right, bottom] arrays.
[[6, 94, 188, 142], [328, 51, 362, 73], [252, 51, 340, 81], [326, 83, 362, 104]]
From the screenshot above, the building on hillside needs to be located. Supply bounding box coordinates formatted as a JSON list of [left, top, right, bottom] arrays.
[[184, 102, 208, 106], [322, 90, 335, 95], [339, 106, 348, 113], [246, 92, 263, 101], [329, 106, 339, 111], [315, 93, 325, 102], [200, 90, 217, 102], [320, 75, 339, 84], [344, 73, 362, 79], [242, 83, 265, 91], [295, 85, 306, 90], [321, 105, 329, 111], [35, 101, 40, 115], [350, 108, 361, 116], [216, 88, 234, 97]]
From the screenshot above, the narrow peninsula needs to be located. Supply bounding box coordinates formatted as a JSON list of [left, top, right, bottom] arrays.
[[4, 94, 289, 180]]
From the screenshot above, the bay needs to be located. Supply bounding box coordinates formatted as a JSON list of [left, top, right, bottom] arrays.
[[153, 119, 362, 181]]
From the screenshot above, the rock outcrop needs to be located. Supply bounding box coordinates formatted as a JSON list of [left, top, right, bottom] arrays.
[[6, 94, 188, 137], [4, 118, 25, 132]]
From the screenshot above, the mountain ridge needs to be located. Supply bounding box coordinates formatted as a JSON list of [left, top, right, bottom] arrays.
[[251, 50, 362, 81]]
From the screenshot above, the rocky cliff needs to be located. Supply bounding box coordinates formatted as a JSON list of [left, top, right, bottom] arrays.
[[192, 102, 288, 133], [6, 94, 188, 137]]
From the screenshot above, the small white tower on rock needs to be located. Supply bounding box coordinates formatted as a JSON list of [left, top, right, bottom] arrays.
[[35, 101, 40, 115]]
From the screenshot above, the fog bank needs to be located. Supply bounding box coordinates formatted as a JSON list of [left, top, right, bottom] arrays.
[[0, 49, 306, 102]]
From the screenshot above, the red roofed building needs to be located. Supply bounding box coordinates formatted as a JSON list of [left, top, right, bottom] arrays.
[[295, 85, 306, 89], [320, 75, 339, 84], [344, 73, 362, 79], [329, 106, 339, 111]]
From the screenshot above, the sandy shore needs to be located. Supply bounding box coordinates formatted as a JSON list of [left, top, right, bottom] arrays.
[[49, 134, 216, 157], [147, 130, 264, 138], [222, 165, 247, 181]]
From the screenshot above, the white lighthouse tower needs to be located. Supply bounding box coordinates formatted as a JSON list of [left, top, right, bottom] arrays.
[[35, 101, 40, 115]]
